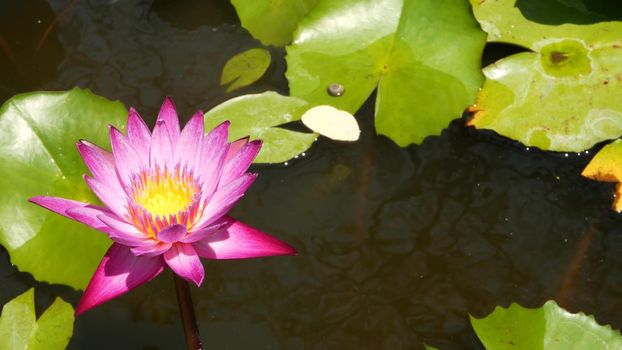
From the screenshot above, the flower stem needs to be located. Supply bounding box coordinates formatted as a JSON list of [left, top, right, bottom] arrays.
[[174, 274, 203, 350]]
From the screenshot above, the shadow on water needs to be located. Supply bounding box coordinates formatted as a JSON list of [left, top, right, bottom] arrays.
[[481, 42, 530, 67], [515, 0, 622, 25], [151, 0, 239, 29], [1, 1, 622, 349]]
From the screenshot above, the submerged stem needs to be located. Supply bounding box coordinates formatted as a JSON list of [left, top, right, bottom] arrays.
[[174, 274, 203, 350]]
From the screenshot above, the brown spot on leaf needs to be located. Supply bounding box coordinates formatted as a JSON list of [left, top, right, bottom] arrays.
[[465, 110, 485, 126], [467, 104, 480, 112], [581, 169, 619, 182], [466, 96, 486, 126], [551, 51, 568, 64], [582, 141, 622, 212]]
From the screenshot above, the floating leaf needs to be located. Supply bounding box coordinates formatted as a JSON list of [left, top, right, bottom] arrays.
[[301, 105, 360, 141], [204, 91, 316, 163], [231, 0, 320, 46], [0, 289, 74, 350], [582, 139, 622, 212], [471, 300, 622, 350], [424, 345, 439, 350], [220, 48, 271, 93], [286, 0, 485, 146], [0, 88, 126, 289], [468, 0, 622, 152]]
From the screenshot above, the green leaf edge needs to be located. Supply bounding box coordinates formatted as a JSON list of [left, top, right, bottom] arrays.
[[0, 87, 125, 290], [220, 48, 272, 93], [0, 288, 74, 350], [286, 0, 486, 147], [470, 300, 622, 349], [203, 91, 318, 163]]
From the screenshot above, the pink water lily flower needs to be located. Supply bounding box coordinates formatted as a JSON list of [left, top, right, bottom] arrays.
[[30, 98, 296, 315]]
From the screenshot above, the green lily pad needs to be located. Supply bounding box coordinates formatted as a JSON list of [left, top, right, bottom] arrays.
[[471, 300, 622, 350], [0, 288, 74, 350], [231, 0, 320, 46], [204, 91, 316, 163], [0, 88, 127, 289], [468, 0, 622, 152], [220, 48, 271, 93], [286, 0, 486, 146], [582, 139, 622, 212]]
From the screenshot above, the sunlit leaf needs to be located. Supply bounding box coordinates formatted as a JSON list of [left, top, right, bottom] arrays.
[[220, 48, 271, 93], [582, 139, 622, 212], [468, 0, 622, 152], [301, 105, 359, 141], [231, 0, 320, 46], [0, 289, 74, 350], [0, 88, 126, 289], [204, 91, 316, 163], [471, 300, 622, 350], [286, 0, 485, 146]]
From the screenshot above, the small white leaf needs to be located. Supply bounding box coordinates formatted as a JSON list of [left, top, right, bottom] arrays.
[[301, 105, 360, 141]]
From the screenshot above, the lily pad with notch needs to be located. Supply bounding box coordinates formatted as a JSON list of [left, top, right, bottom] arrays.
[[468, 0, 622, 152]]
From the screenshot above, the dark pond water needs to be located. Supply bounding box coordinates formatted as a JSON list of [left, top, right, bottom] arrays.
[[2, 1, 622, 349]]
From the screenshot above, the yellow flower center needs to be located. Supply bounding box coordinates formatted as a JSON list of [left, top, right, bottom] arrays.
[[132, 168, 198, 218]]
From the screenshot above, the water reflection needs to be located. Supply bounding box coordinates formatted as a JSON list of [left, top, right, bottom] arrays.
[[11, 0, 285, 123], [223, 116, 622, 349], [0, 0, 64, 102]]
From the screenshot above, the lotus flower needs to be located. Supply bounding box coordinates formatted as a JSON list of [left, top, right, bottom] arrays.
[[30, 98, 296, 315]]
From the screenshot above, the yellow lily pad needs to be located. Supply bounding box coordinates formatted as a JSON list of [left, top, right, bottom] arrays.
[[301, 105, 360, 141], [582, 139, 622, 212]]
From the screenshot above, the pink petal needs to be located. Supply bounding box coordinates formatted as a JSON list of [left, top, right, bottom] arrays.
[[150, 120, 175, 170], [76, 141, 123, 192], [29, 196, 89, 219], [193, 173, 257, 229], [219, 140, 261, 186], [163, 243, 204, 286], [193, 218, 296, 259], [197, 121, 230, 174], [84, 175, 128, 219], [199, 145, 228, 201], [157, 224, 187, 243], [201, 121, 230, 161], [76, 243, 165, 315], [175, 111, 204, 168], [97, 214, 154, 247], [130, 242, 172, 256], [156, 97, 180, 142], [110, 126, 145, 187], [183, 216, 234, 243], [65, 205, 117, 235], [225, 137, 248, 162], [126, 108, 152, 162], [196, 122, 231, 198]]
